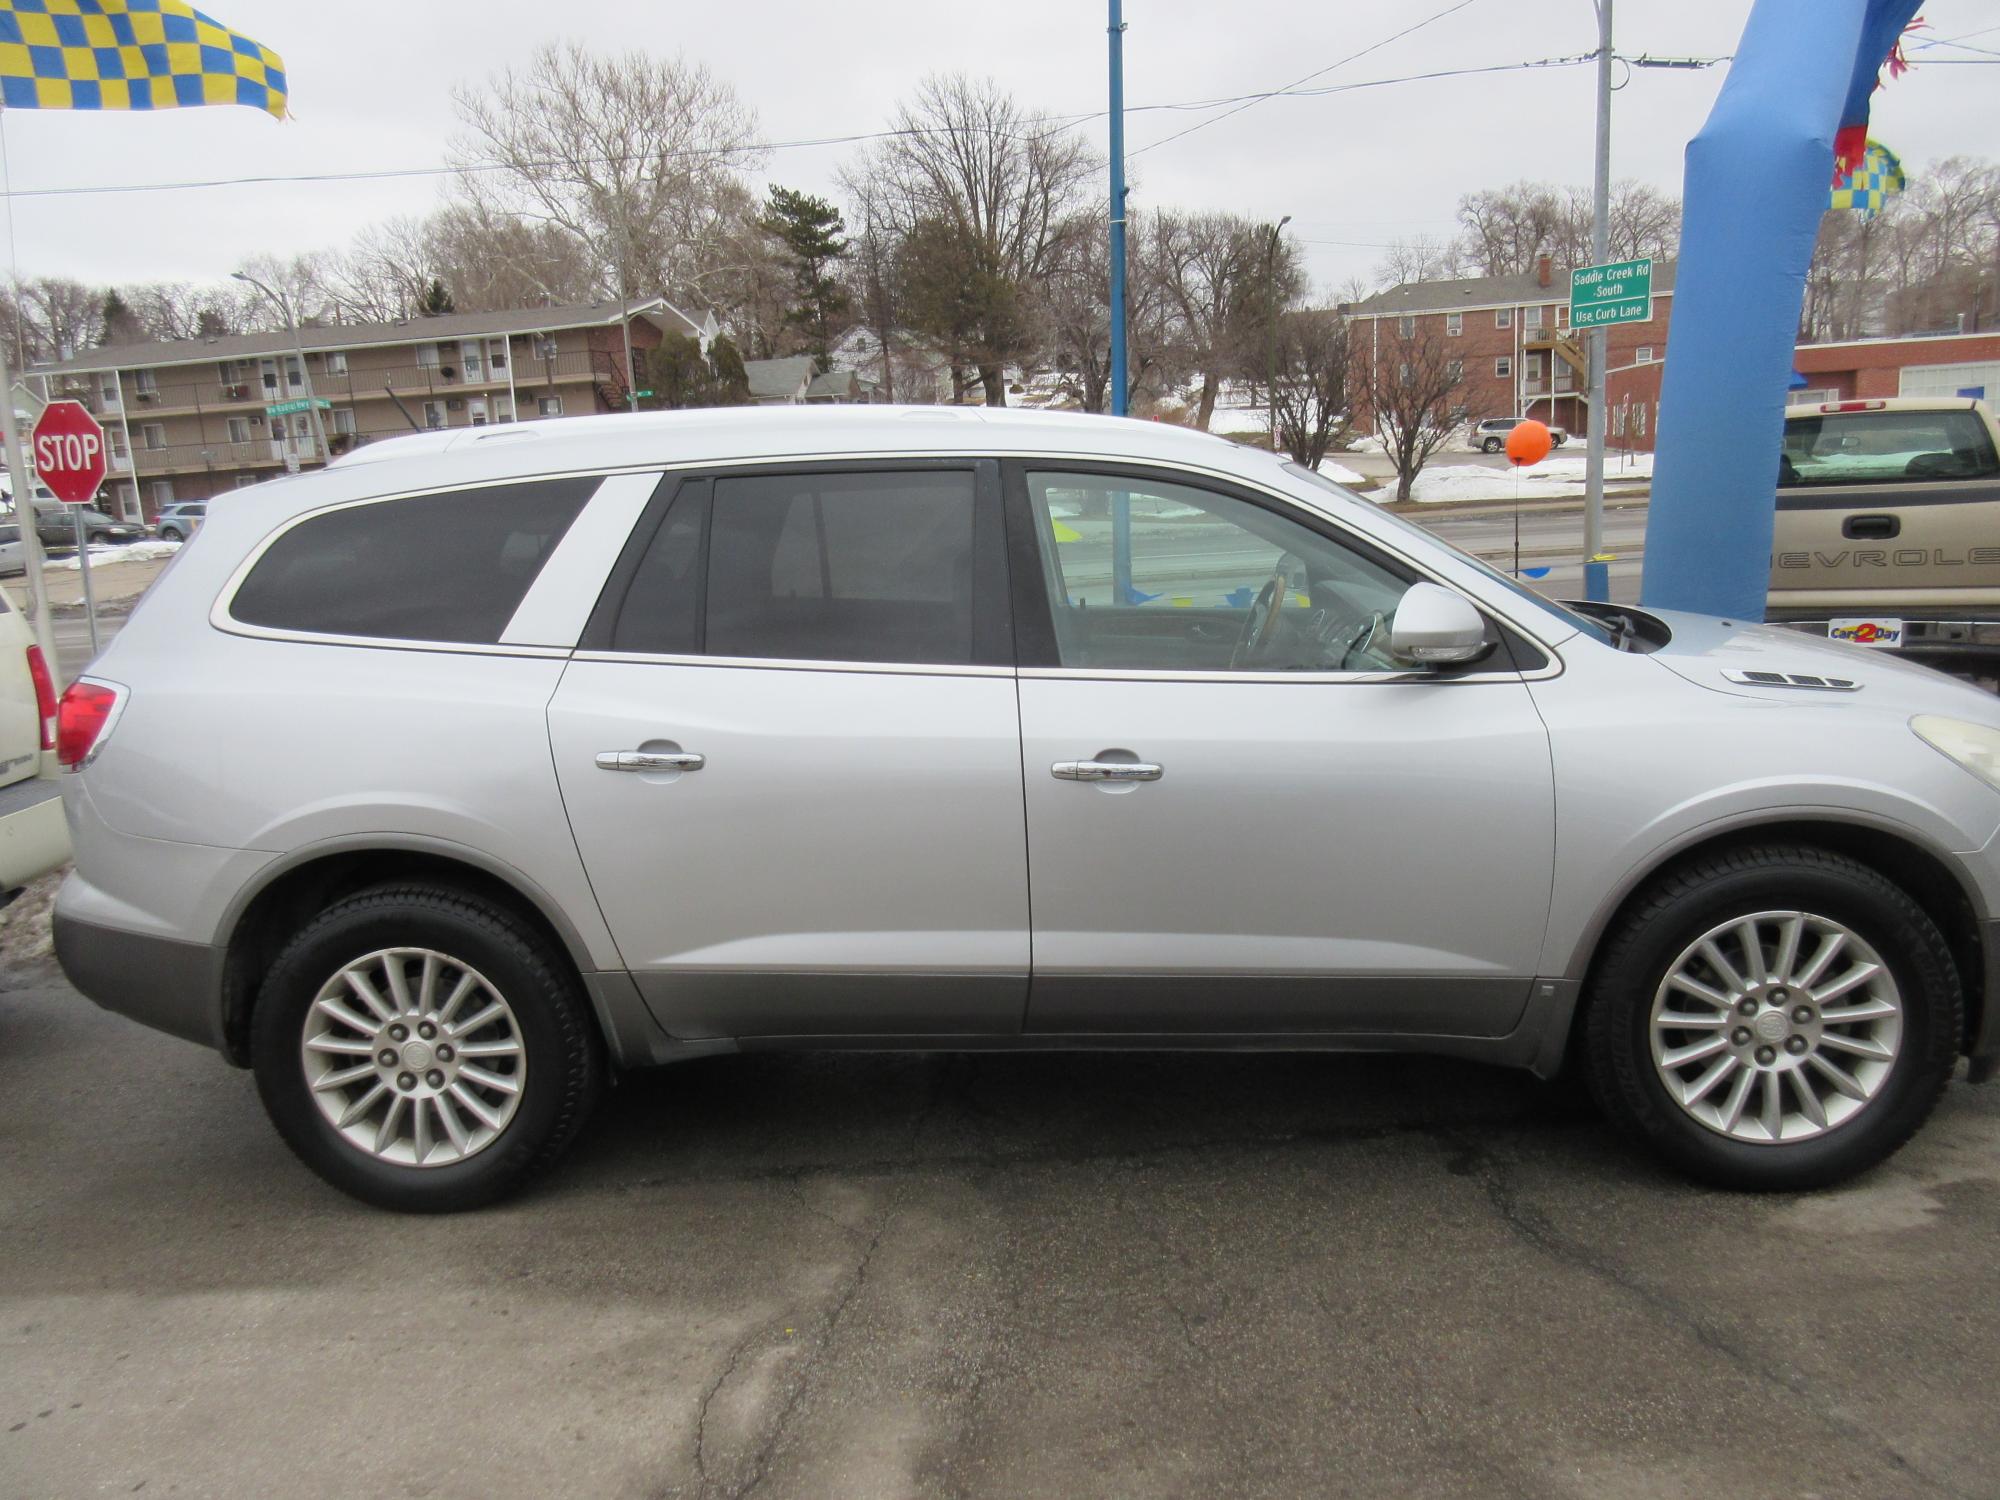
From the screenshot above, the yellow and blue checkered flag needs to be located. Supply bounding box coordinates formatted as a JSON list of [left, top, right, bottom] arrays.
[[1829, 139, 1905, 220], [0, 0, 285, 117]]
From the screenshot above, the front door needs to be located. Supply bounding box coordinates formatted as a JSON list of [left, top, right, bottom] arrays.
[[1009, 464, 1556, 1037], [547, 464, 1028, 1039]]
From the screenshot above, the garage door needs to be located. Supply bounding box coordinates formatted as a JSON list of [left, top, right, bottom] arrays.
[[1900, 361, 2000, 400]]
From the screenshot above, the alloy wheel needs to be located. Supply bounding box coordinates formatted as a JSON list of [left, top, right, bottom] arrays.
[[299, 947, 527, 1167], [1649, 910, 1902, 1144]]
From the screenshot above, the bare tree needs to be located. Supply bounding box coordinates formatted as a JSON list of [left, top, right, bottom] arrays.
[[1372, 234, 1465, 288], [15, 277, 105, 362], [451, 44, 764, 308], [1270, 309, 1353, 470], [1361, 325, 1465, 502], [843, 74, 1097, 406], [1041, 208, 1177, 413], [1455, 179, 1679, 277], [1157, 210, 1299, 427]]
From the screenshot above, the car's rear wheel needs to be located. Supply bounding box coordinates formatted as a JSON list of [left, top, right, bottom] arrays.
[[1584, 845, 1960, 1190], [251, 883, 603, 1211]]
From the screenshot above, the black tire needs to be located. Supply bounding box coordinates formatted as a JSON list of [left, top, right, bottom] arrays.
[[1482, 437, 1502, 453], [1584, 845, 1960, 1191], [251, 883, 604, 1211], [87, 530, 109, 545], [160, 528, 183, 543]]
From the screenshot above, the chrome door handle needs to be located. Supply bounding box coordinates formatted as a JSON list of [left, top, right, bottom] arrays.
[[595, 750, 705, 773], [1052, 759, 1163, 782]]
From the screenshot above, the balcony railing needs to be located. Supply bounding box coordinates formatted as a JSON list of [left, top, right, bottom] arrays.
[[46, 348, 604, 418]]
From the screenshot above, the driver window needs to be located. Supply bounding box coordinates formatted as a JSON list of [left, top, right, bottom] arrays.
[[1026, 471, 1413, 672]]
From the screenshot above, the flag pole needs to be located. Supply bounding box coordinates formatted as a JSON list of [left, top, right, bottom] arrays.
[[0, 333, 62, 707]]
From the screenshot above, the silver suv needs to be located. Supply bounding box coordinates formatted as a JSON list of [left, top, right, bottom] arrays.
[[53, 408, 2000, 1210]]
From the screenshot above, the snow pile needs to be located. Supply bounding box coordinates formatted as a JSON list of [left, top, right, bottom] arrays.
[[1407, 452, 1653, 504], [47, 539, 181, 570]]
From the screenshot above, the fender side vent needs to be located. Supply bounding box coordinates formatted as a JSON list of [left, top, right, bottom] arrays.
[[1722, 669, 1859, 691]]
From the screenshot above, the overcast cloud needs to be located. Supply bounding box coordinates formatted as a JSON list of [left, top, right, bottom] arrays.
[[3, 1, 1993, 299]]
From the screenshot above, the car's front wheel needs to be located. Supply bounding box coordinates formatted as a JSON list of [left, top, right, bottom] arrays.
[[1482, 437, 1502, 453], [1584, 845, 1960, 1190], [251, 883, 604, 1211]]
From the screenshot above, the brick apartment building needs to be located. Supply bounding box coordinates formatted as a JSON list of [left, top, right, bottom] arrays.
[[1347, 257, 1677, 449], [29, 297, 716, 523]]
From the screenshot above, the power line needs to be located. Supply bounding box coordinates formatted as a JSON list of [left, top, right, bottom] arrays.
[[1130, 0, 1482, 158], [4, 54, 1614, 203]]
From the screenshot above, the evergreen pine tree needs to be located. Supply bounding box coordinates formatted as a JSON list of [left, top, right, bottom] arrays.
[[760, 186, 851, 369]]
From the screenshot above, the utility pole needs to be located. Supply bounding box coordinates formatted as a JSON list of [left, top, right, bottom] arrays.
[[1266, 215, 1292, 452], [1107, 0, 1129, 417], [232, 271, 331, 466], [1582, 0, 1613, 603]]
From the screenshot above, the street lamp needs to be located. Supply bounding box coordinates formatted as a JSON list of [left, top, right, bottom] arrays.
[[1265, 215, 1292, 452], [232, 270, 331, 466]]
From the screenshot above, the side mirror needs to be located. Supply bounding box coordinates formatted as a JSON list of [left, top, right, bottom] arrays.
[[1388, 582, 1492, 667]]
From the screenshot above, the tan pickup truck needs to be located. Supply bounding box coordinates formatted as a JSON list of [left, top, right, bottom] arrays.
[[1768, 396, 2000, 683]]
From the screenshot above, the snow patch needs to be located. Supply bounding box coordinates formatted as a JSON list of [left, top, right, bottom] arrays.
[[47, 539, 181, 570], [1407, 452, 1653, 504]]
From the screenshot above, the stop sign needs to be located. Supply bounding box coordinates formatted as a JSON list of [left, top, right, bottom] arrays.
[[29, 400, 108, 506]]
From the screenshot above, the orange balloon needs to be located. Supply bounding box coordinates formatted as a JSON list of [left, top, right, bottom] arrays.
[[1505, 419, 1553, 466]]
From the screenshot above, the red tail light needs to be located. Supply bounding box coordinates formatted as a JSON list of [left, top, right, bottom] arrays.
[[24, 645, 55, 751], [57, 678, 122, 770]]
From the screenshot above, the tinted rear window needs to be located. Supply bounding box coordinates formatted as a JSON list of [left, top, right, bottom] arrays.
[[703, 471, 976, 664], [230, 478, 594, 643]]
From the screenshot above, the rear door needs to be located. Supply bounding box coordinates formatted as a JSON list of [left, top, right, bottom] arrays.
[[1773, 405, 2000, 603], [547, 462, 1030, 1039]]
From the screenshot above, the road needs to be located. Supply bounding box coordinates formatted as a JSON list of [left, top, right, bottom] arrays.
[[1420, 499, 1649, 603], [3, 970, 1997, 1498]]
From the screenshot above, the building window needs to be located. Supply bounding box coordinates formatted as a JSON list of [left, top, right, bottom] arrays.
[[1398, 362, 1411, 381], [1636, 346, 1654, 363], [1495, 307, 1512, 329], [331, 408, 357, 435], [133, 368, 157, 394], [236, 474, 259, 488], [1447, 359, 1463, 382], [423, 401, 446, 430], [1523, 305, 1546, 331], [1556, 306, 1569, 328], [1397, 315, 1416, 338], [1494, 357, 1512, 378], [416, 345, 440, 369], [100, 375, 122, 407], [141, 422, 167, 450], [1445, 312, 1462, 337], [150, 479, 174, 507], [324, 351, 348, 376], [538, 395, 563, 417], [226, 416, 251, 444]]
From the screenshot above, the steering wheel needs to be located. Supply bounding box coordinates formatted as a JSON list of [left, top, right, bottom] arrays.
[[1230, 564, 1290, 668]]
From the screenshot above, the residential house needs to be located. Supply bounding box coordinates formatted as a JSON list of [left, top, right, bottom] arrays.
[[742, 354, 880, 406], [30, 297, 717, 522]]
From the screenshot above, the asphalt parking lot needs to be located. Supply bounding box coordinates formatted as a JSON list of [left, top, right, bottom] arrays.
[[4, 956, 1997, 1499]]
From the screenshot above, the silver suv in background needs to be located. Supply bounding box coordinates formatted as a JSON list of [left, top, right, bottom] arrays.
[[52, 408, 2000, 1211], [1472, 415, 1569, 453], [152, 502, 206, 543]]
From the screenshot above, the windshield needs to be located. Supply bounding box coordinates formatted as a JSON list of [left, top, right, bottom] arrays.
[[1282, 462, 1614, 645]]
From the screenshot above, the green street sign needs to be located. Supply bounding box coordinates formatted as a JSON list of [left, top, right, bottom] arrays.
[[264, 397, 332, 417], [1569, 257, 1654, 328], [632, 389, 655, 398]]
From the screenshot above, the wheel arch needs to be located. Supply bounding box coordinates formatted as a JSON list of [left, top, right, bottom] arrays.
[[216, 836, 605, 1067], [1562, 814, 1988, 1064]]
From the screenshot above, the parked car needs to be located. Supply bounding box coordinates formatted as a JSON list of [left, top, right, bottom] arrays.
[[0, 589, 70, 899], [152, 501, 206, 543], [0, 521, 23, 578], [1769, 396, 2000, 681], [29, 502, 145, 549], [52, 407, 2000, 1210], [1472, 415, 1569, 454]]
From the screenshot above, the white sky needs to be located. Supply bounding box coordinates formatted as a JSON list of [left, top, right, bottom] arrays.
[[4, 0, 1995, 298]]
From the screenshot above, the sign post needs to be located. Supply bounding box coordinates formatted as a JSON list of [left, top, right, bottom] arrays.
[[31, 400, 111, 656]]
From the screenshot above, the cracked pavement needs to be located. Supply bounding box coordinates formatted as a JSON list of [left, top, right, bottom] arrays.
[[5, 966, 1999, 1499]]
